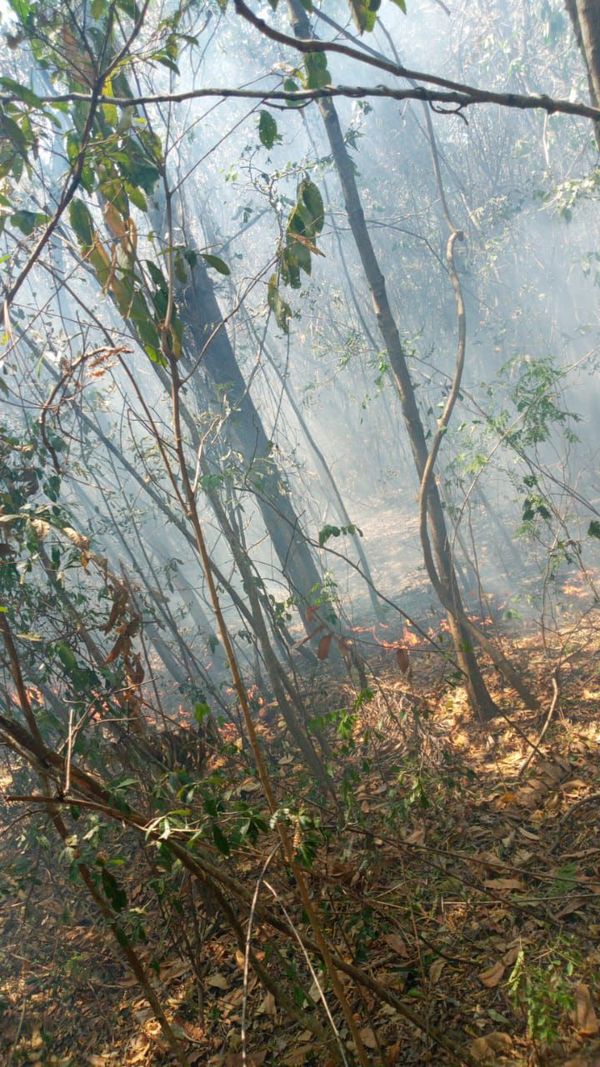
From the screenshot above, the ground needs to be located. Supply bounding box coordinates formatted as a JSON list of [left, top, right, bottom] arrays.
[[2, 593, 600, 1067]]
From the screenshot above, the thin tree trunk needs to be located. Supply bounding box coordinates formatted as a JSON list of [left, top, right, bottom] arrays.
[[565, 0, 600, 146], [286, 0, 503, 719]]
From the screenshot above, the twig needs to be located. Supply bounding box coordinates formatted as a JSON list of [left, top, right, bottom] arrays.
[[517, 671, 560, 778]]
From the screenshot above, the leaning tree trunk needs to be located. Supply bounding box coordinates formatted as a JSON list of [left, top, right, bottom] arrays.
[[285, 0, 509, 720], [151, 194, 323, 628]]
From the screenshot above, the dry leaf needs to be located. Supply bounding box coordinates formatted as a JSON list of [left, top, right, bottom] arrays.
[[283, 1043, 314, 1064], [359, 1027, 378, 1049], [574, 983, 600, 1035], [317, 634, 332, 660], [396, 646, 410, 673], [483, 878, 524, 892], [469, 1032, 512, 1062], [478, 961, 505, 988], [258, 992, 277, 1017], [429, 958, 446, 984], [385, 1041, 403, 1066], [62, 525, 90, 550], [383, 934, 410, 957], [206, 973, 230, 990], [225, 1053, 267, 1067]]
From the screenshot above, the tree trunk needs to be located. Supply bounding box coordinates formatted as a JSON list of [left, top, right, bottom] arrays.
[[565, 0, 600, 146], [152, 196, 323, 625], [286, 0, 503, 720]]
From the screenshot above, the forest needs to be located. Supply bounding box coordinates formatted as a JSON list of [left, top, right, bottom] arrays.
[[0, 0, 599, 1064]]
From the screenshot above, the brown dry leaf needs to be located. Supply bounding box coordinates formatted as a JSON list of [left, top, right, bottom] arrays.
[[483, 877, 524, 892], [283, 1043, 314, 1064], [129, 1042, 151, 1064], [383, 934, 410, 957], [405, 826, 426, 845], [258, 992, 277, 1017], [317, 634, 332, 660], [206, 973, 230, 990], [429, 958, 446, 984], [574, 983, 600, 1035], [385, 1041, 403, 1066], [359, 1027, 378, 1049], [468, 1032, 512, 1062], [556, 897, 589, 918], [478, 960, 506, 988], [502, 945, 521, 967]]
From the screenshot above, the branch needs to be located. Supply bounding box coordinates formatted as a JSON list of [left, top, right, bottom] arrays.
[[232, 0, 600, 122], [2, 83, 599, 121]]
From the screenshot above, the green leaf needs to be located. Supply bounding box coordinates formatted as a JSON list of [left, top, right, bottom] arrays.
[[390, 0, 406, 11], [11, 209, 49, 235], [588, 520, 600, 539], [304, 52, 331, 89], [348, 0, 381, 32], [100, 867, 128, 911], [283, 78, 304, 108], [258, 110, 280, 149], [125, 183, 148, 212], [56, 642, 78, 672], [69, 199, 95, 247], [301, 179, 324, 235], [194, 702, 211, 724], [319, 524, 341, 547], [0, 77, 44, 109], [0, 109, 28, 156], [267, 275, 292, 332], [212, 823, 231, 856], [201, 253, 230, 276], [145, 259, 168, 289]]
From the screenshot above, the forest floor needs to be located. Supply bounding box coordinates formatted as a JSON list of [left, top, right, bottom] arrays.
[[2, 592, 600, 1067]]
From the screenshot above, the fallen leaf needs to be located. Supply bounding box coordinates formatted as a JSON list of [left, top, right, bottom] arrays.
[[383, 934, 410, 957], [359, 1027, 378, 1049], [257, 992, 277, 1016], [468, 1032, 512, 1062], [574, 983, 600, 1035], [283, 1043, 314, 1064], [429, 958, 446, 984], [483, 878, 524, 892], [478, 961, 505, 988], [207, 973, 230, 990]]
